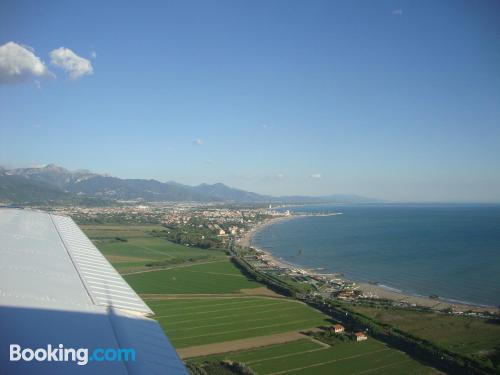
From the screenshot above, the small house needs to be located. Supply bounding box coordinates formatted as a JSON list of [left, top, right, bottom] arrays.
[[354, 332, 368, 341], [330, 324, 344, 334]]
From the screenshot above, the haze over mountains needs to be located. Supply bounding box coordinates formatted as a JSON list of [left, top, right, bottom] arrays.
[[0, 164, 379, 205]]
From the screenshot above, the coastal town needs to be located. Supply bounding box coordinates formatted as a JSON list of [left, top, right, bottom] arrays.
[[7, 201, 499, 374], [44, 202, 498, 318]]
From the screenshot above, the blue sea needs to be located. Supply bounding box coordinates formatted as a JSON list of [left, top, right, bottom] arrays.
[[251, 204, 500, 307]]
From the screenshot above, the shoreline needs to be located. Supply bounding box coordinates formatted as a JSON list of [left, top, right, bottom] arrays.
[[239, 215, 300, 248], [239, 215, 499, 314]]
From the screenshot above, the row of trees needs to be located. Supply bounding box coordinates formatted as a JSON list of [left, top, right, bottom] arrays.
[[186, 361, 256, 375], [231, 256, 300, 297], [151, 228, 222, 249], [145, 254, 214, 268]]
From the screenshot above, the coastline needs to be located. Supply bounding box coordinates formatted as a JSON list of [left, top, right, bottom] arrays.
[[239, 215, 499, 314], [239, 215, 299, 248]]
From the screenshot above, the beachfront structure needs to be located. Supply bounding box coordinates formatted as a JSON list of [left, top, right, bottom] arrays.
[[354, 332, 368, 341], [330, 324, 345, 333]]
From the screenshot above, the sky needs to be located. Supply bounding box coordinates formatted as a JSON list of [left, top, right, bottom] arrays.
[[1, 0, 500, 202]]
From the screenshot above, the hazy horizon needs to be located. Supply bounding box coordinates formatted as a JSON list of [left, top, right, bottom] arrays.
[[1, 1, 500, 203], [3, 161, 500, 204]]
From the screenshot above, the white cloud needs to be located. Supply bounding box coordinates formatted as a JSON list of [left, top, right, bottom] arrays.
[[193, 138, 204, 145], [275, 173, 285, 180], [311, 173, 322, 179], [392, 9, 403, 16], [0, 42, 52, 84], [90, 50, 97, 59], [50, 47, 93, 79]]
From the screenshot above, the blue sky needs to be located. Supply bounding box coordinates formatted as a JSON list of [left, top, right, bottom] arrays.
[[1, 0, 499, 202]]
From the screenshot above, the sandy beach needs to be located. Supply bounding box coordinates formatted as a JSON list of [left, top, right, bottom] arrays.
[[239, 216, 499, 314], [239, 215, 300, 248], [356, 282, 498, 314]]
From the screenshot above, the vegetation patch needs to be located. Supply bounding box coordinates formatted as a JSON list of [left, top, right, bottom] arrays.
[[81, 224, 226, 273], [125, 261, 261, 294], [187, 360, 256, 375], [350, 304, 500, 371], [145, 254, 216, 268], [303, 330, 353, 346], [190, 340, 436, 375], [149, 297, 328, 348], [152, 226, 223, 249], [190, 340, 323, 364]]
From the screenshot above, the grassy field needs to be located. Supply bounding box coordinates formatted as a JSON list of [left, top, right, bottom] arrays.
[[82, 224, 261, 293], [192, 339, 437, 375], [125, 261, 261, 294], [81, 223, 440, 374], [350, 305, 500, 356], [81, 224, 226, 273], [148, 297, 329, 348], [204, 340, 324, 363]]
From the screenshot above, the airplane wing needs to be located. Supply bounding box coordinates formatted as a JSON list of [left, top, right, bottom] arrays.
[[0, 208, 188, 374]]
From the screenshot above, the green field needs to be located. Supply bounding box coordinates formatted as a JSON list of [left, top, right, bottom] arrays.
[[125, 261, 261, 294], [206, 340, 324, 363], [351, 305, 500, 356], [81, 224, 226, 272], [82, 224, 166, 237], [148, 297, 329, 348], [81, 224, 441, 374], [192, 339, 437, 375]]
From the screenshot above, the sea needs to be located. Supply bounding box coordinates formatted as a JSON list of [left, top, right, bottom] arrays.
[[251, 204, 500, 307]]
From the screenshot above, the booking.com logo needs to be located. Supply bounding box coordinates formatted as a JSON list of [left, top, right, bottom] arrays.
[[10, 344, 136, 366]]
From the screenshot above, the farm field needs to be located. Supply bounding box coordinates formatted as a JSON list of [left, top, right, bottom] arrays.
[[80, 224, 439, 374], [191, 339, 438, 375], [125, 261, 262, 294], [81, 224, 226, 273], [147, 297, 329, 348], [350, 305, 500, 356]]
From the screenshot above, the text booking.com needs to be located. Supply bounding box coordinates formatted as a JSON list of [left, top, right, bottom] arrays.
[[10, 344, 136, 366]]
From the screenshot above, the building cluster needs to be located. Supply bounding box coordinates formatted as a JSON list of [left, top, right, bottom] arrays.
[[38, 202, 292, 247], [163, 208, 248, 226], [46, 203, 187, 223], [327, 324, 368, 342], [243, 248, 360, 298], [43, 203, 285, 231], [162, 207, 286, 226], [161, 207, 287, 240]]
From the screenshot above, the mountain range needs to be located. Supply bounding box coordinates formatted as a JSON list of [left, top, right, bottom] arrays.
[[0, 164, 380, 205]]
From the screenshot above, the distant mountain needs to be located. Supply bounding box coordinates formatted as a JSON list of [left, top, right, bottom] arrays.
[[0, 172, 69, 203], [192, 183, 271, 202], [0, 171, 109, 206], [65, 176, 210, 201], [8, 164, 98, 189], [278, 194, 383, 204], [1, 164, 380, 205]]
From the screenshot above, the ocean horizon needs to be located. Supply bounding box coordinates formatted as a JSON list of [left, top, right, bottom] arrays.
[[251, 204, 500, 307]]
